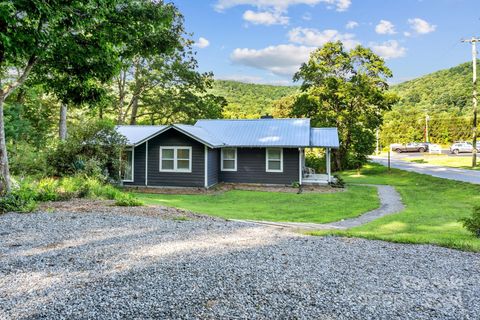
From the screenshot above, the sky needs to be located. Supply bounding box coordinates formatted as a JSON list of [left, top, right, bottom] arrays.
[[172, 0, 480, 85]]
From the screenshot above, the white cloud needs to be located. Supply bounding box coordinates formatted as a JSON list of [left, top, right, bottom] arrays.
[[214, 0, 351, 13], [288, 27, 360, 49], [370, 40, 406, 60], [403, 31, 411, 37], [243, 10, 289, 25], [408, 18, 436, 34], [345, 20, 359, 29], [230, 44, 314, 76], [195, 37, 210, 49], [375, 20, 396, 35]]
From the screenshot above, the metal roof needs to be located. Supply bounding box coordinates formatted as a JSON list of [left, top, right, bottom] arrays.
[[116, 120, 339, 149], [116, 125, 166, 145], [310, 128, 340, 148], [172, 124, 225, 147], [194, 118, 311, 147]]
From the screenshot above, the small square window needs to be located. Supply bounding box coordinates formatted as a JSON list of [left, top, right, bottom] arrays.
[[221, 148, 237, 171]]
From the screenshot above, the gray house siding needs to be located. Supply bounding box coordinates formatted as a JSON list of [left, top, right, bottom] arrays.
[[219, 148, 299, 185], [207, 148, 219, 187], [124, 142, 146, 186], [146, 129, 205, 187]]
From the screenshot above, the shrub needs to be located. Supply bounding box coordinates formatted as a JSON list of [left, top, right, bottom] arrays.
[[305, 149, 326, 173], [47, 120, 127, 180], [330, 174, 345, 188], [114, 193, 143, 207], [35, 178, 60, 201], [0, 185, 37, 213], [9, 142, 52, 178], [460, 206, 480, 237]]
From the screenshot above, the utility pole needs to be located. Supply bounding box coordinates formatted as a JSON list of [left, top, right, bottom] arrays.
[[462, 37, 479, 167]]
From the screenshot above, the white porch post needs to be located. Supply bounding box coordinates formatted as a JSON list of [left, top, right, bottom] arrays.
[[326, 147, 331, 183]]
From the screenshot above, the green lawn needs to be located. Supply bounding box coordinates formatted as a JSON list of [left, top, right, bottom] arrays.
[[310, 163, 480, 252], [405, 154, 480, 170], [135, 186, 379, 223]]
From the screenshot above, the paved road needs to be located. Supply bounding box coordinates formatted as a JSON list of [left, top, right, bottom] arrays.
[[372, 156, 480, 185]]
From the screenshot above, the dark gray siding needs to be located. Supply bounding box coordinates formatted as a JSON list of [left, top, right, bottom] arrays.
[[124, 142, 146, 186], [147, 129, 205, 187], [207, 148, 219, 187], [219, 148, 299, 185]]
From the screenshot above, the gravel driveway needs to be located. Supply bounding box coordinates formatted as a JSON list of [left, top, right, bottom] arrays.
[[1, 211, 479, 319]]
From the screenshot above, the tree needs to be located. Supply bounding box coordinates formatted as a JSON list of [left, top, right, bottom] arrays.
[[0, 0, 180, 192], [113, 39, 225, 125], [292, 41, 399, 170]]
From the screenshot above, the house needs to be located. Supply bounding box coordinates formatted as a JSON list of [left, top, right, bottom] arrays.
[[116, 118, 339, 188]]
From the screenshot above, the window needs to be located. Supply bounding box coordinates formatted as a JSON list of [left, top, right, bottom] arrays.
[[160, 147, 192, 172], [266, 148, 283, 172], [122, 149, 134, 182], [221, 148, 237, 171]]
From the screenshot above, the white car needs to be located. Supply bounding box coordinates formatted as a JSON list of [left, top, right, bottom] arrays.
[[450, 142, 479, 154]]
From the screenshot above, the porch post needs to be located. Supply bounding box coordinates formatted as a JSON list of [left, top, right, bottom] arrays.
[[204, 145, 208, 188], [145, 141, 148, 186], [326, 147, 331, 183]]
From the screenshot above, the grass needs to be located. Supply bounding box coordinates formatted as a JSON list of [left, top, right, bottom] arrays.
[[309, 163, 480, 252], [404, 154, 480, 170], [135, 186, 379, 224]]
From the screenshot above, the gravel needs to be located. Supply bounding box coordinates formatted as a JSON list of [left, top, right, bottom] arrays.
[[1, 210, 479, 319]]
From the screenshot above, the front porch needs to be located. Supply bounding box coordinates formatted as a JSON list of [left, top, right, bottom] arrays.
[[299, 147, 333, 185]]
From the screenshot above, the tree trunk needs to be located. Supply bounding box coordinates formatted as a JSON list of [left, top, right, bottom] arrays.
[[129, 96, 139, 125], [59, 103, 68, 140], [0, 98, 11, 193]]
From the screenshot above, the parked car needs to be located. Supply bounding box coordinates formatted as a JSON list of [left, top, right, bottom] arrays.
[[390, 142, 428, 153], [450, 142, 479, 154]]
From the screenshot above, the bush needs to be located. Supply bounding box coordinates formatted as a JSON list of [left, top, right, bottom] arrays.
[[47, 120, 127, 180], [305, 149, 326, 173], [460, 206, 480, 237], [330, 174, 345, 188], [0, 185, 37, 213], [114, 193, 143, 207], [9, 142, 52, 178]]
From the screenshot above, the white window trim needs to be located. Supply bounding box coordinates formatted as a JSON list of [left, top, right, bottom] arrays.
[[122, 148, 134, 182], [159, 146, 192, 173], [221, 148, 237, 171], [266, 148, 283, 173]]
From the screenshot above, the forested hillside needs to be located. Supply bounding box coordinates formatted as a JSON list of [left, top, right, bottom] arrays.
[[210, 80, 298, 118], [390, 61, 476, 114], [382, 62, 476, 145]]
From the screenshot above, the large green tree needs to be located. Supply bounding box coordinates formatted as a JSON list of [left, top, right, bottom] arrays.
[[0, 0, 179, 192], [292, 41, 399, 170]]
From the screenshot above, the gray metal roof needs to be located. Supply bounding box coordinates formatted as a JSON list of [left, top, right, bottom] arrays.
[[116, 125, 166, 145], [172, 124, 224, 147], [310, 128, 340, 148], [195, 118, 311, 147], [116, 120, 339, 149]]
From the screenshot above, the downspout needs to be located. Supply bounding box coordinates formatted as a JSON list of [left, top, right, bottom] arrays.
[[145, 141, 148, 186], [204, 145, 208, 188]]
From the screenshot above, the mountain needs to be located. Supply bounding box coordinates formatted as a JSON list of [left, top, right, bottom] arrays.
[[210, 80, 298, 119], [390, 61, 477, 115]]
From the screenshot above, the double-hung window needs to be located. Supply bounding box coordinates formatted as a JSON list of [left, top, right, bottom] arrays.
[[122, 149, 134, 182], [221, 148, 237, 171], [266, 148, 283, 172], [160, 147, 192, 172]]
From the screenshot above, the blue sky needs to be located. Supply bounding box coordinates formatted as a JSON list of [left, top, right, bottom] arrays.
[[173, 0, 480, 85]]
